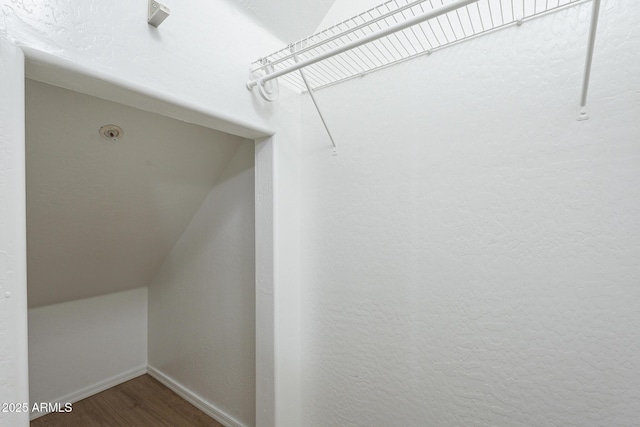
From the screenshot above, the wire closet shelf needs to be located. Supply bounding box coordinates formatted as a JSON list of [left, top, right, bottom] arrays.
[[248, 0, 588, 96]]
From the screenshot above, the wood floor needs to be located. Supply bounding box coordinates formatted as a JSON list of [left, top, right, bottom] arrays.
[[30, 374, 224, 427]]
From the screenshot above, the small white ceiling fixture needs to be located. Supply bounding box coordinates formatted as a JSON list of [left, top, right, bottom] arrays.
[[99, 124, 124, 142]]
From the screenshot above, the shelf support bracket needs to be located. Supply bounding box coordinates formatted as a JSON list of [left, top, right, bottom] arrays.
[[578, 0, 602, 120], [292, 53, 337, 155]]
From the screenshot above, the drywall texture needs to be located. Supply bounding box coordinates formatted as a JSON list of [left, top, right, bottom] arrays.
[[1, 0, 290, 132], [227, 0, 335, 42], [0, 38, 29, 427], [148, 141, 256, 427], [2, 3, 302, 425], [300, 1, 640, 426], [316, 0, 383, 29], [26, 79, 243, 307], [28, 288, 148, 409]]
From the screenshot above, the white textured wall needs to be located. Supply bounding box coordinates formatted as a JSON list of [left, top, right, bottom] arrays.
[[0, 0, 286, 130], [28, 288, 148, 412], [301, 1, 640, 426], [0, 39, 29, 427], [228, 0, 335, 43], [148, 140, 256, 427], [1, 1, 302, 425]]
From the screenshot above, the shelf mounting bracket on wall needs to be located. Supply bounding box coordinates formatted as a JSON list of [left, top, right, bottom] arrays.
[[578, 0, 601, 121], [148, 0, 170, 28], [292, 45, 337, 155]]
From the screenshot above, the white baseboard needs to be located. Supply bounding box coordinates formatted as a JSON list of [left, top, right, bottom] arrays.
[[147, 365, 247, 427], [29, 365, 148, 420]]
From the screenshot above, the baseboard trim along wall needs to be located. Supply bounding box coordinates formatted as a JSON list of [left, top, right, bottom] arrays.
[[29, 365, 148, 420], [147, 366, 247, 427]]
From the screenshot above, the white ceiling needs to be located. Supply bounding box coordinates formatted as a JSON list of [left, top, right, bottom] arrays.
[[26, 80, 247, 308], [229, 0, 337, 42]]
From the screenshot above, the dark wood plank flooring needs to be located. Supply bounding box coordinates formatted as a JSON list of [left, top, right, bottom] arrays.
[[30, 374, 224, 427]]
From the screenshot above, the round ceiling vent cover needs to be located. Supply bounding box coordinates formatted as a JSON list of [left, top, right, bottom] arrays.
[[100, 125, 124, 142]]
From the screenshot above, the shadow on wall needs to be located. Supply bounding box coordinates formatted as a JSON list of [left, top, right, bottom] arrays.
[[25, 79, 247, 308]]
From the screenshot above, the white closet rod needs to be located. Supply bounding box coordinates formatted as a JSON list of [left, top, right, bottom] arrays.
[[246, 0, 480, 90]]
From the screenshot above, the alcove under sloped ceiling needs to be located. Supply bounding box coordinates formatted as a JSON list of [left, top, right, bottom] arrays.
[[26, 79, 249, 308], [230, 0, 336, 42]]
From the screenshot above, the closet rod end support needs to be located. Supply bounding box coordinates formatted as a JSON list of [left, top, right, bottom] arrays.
[[577, 108, 589, 121]]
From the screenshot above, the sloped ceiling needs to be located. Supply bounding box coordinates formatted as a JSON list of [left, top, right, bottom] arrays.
[[229, 0, 336, 42], [26, 79, 247, 308]]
